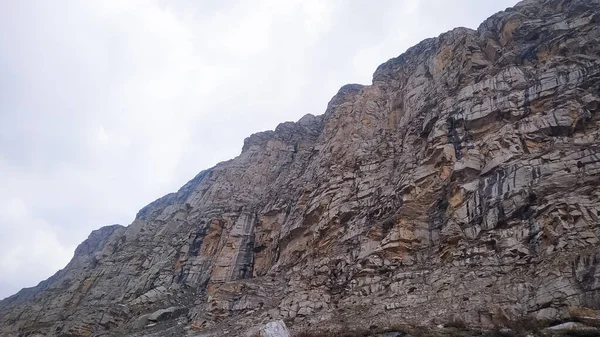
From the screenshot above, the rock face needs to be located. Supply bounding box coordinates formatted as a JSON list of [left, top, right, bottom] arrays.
[[2, 0, 600, 336]]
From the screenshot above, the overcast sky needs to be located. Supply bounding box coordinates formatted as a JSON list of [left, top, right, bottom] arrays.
[[0, 0, 519, 300]]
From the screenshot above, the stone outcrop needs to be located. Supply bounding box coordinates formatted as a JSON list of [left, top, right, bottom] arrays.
[[259, 321, 291, 337], [2, 0, 600, 336]]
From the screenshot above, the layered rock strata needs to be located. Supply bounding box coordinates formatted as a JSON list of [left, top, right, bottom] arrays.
[[2, 0, 600, 336]]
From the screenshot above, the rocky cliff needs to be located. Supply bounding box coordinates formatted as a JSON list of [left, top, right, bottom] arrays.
[[2, 0, 600, 336]]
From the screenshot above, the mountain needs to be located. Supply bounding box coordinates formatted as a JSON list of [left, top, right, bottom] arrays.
[[2, 0, 600, 336]]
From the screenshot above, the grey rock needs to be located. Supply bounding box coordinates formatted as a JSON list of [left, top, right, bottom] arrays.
[[546, 322, 598, 331], [148, 307, 187, 322], [2, 0, 600, 336], [383, 332, 407, 337], [133, 314, 151, 329], [260, 320, 290, 337]]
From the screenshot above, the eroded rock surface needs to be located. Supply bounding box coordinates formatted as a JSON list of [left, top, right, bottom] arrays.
[[2, 0, 600, 336]]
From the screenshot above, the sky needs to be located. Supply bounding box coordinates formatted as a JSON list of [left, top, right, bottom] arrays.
[[0, 0, 519, 300]]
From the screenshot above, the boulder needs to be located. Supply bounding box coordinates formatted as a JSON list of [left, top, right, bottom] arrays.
[[260, 320, 291, 337]]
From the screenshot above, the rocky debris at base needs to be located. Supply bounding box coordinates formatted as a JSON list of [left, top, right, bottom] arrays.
[[259, 320, 291, 337], [545, 321, 600, 333]]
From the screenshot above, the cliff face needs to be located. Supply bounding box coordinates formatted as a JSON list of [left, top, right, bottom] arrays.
[[2, 0, 600, 336]]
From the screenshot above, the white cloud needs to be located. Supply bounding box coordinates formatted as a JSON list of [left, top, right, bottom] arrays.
[[0, 196, 75, 298], [0, 0, 519, 299]]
